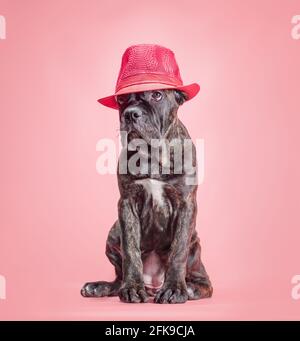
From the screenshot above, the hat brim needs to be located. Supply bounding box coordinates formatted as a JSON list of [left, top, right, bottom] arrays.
[[97, 83, 200, 110]]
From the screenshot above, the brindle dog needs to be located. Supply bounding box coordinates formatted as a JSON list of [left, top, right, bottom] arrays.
[[81, 89, 213, 303]]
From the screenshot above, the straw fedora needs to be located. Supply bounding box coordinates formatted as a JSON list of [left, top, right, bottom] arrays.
[[98, 44, 200, 109]]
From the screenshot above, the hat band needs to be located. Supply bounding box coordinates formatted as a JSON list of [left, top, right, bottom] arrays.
[[115, 73, 183, 93]]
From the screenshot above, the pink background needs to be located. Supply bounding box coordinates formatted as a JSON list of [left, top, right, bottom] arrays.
[[0, 0, 300, 320]]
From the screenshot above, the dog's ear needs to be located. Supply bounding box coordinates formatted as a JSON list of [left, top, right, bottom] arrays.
[[174, 90, 188, 106]]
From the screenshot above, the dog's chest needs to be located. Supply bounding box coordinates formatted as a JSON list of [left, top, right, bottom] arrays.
[[135, 179, 165, 207], [135, 178, 173, 238]]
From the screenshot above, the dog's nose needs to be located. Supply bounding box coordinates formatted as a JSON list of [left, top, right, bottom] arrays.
[[123, 107, 142, 123]]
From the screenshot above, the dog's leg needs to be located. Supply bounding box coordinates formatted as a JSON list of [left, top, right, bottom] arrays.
[[118, 198, 149, 303], [185, 232, 213, 300], [81, 221, 122, 297], [154, 194, 196, 304]]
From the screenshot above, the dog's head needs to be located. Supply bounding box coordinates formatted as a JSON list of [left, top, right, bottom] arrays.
[[117, 89, 187, 145]]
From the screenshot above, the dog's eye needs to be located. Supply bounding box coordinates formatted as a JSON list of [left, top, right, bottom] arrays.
[[117, 95, 128, 106], [152, 91, 162, 101]]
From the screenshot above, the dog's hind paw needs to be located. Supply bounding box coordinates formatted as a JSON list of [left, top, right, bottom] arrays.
[[81, 280, 120, 297], [186, 282, 213, 300]]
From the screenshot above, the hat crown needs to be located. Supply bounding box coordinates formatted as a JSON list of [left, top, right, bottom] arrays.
[[116, 44, 183, 92]]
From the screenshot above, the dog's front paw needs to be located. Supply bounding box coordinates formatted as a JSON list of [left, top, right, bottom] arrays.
[[119, 284, 149, 303], [154, 282, 188, 304]]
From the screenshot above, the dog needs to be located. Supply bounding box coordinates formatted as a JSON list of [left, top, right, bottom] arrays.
[[81, 88, 213, 303]]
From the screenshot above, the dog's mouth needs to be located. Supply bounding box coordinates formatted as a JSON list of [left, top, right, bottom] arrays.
[[127, 129, 142, 141], [126, 129, 152, 146]]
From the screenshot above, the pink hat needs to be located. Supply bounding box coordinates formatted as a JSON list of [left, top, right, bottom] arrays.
[[98, 44, 200, 109]]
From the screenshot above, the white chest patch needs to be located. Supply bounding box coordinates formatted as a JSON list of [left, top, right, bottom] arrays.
[[135, 179, 165, 207]]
